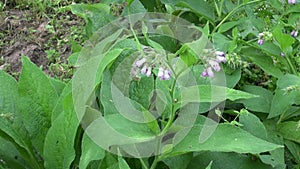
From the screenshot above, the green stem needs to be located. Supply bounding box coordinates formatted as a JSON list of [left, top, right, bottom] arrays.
[[212, 0, 261, 33], [286, 55, 298, 75], [277, 111, 287, 124], [149, 143, 160, 169], [150, 73, 178, 169], [214, 0, 221, 17], [139, 158, 149, 169], [214, 0, 225, 18]]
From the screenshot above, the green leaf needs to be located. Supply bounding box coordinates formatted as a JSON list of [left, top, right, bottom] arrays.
[[66, 3, 113, 37], [49, 77, 66, 97], [99, 152, 118, 169], [126, 0, 135, 6], [242, 47, 283, 78], [129, 76, 154, 109], [269, 74, 300, 118], [51, 82, 72, 121], [122, 0, 146, 15], [224, 68, 241, 88], [269, 90, 294, 119], [187, 152, 273, 169], [79, 133, 105, 169], [0, 125, 40, 169], [169, 116, 282, 156], [73, 47, 123, 121], [239, 85, 273, 113], [95, 49, 124, 83], [18, 56, 59, 154], [161, 0, 215, 21], [218, 21, 240, 33], [178, 85, 257, 105], [277, 74, 300, 89], [98, 113, 156, 141], [262, 119, 286, 168], [100, 70, 119, 116], [177, 34, 209, 66], [0, 71, 39, 168], [205, 161, 213, 169], [162, 153, 193, 169], [85, 113, 158, 154], [118, 156, 130, 169], [153, 78, 172, 118], [277, 121, 300, 144], [147, 35, 178, 53], [285, 140, 300, 163], [43, 92, 80, 169], [239, 110, 268, 140], [68, 52, 80, 65], [212, 33, 231, 52], [0, 71, 17, 113], [255, 42, 282, 57], [0, 137, 29, 169], [272, 25, 295, 51]]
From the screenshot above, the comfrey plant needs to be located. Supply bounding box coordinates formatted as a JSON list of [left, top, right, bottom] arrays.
[[2, 1, 300, 169]]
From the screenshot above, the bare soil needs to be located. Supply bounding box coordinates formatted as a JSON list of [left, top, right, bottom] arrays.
[[0, 8, 85, 78]]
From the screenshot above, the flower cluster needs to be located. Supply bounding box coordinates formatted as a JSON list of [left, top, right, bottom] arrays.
[[201, 50, 226, 78], [288, 0, 296, 4], [291, 30, 298, 37], [157, 67, 171, 80], [257, 32, 272, 45], [131, 46, 172, 80], [258, 33, 264, 45], [224, 52, 247, 69]]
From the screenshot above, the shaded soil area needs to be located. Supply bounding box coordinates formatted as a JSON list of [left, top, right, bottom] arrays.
[[0, 7, 86, 79]]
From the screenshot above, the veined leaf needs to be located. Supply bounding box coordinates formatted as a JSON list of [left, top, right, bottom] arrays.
[[178, 85, 256, 104], [269, 74, 300, 118], [0, 136, 30, 169], [18, 56, 58, 154], [79, 133, 105, 169], [0, 71, 17, 113], [242, 47, 283, 78], [277, 121, 300, 144], [0, 71, 41, 168], [169, 116, 282, 156], [187, 152, 273, 169], [161, 0, 215, 21], [44, 92, 80, 169], [239, 85, 273, 113]]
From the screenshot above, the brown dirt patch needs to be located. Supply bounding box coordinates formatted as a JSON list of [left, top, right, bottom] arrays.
[[0, 8, 85, 78]]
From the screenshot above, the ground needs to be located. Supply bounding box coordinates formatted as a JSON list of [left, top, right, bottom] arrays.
[[0, 3, 86, 80]]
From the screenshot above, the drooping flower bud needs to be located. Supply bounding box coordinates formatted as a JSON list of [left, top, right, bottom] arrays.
[[158, 67, 164, 79], [201, 70, 207, 77], [141, 65, 147, 74], [163, 69, 171, 80], [258, 32, 264, 37], [209, 60, 221, 72], [291, 30, 298, 37], [216, 55, 226, 63], [146, 67, 152, 77], [135, 58, 146, 67], [207, 67, 214, 77], [288, 0, 296, 4], [215, 51, 225, 57], [257, 39, 264, 45]]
